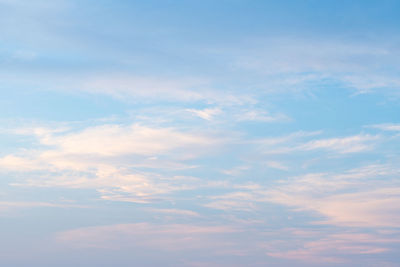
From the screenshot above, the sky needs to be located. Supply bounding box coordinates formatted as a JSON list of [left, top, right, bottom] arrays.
[[1, 0, 400, 266]]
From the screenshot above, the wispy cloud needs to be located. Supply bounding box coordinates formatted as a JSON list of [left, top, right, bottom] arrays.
[[0, 123, 222, 203], [264, 228, 399, 263], [266, 164, 400, 227], [186, 107, 221, 120], [81, 75, 208, 102], [265, 160, 289, 171], [234, 109, 290, 122], [56, 223, 238, 251], [0, 201, 88, 212], [230, 37, 400, 95], [204, 163, 400, 228], [79, 75, 257, 106], [299, 134, 378, 154], [1, 1, 400, 266], [369, 123, 400, 132], [255, 132, 377, 155], [145, 208, 201, 217]]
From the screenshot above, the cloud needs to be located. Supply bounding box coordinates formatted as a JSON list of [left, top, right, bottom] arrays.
[[56, 221, 400, 265], [0, 155, 45, 172], [56, 223, 238, 251], [145, 208, 200, 217], [266, 164, 400, 227], [204, 199, 256, 212], [186, 107, 221, 120], [204, 191, 259, 212], [264, 228, 399, 263], [204, 163, 400, 228], [0, 123, 220, 203], [81, 75, 207, 102], [230, 37, 400, 95], [299, 134, 378, 154], [221, 165, 250, 176], [254, 132, 376, 155], [265, 161, 288, 171], [234, 109, 290, 122], [369, 123, 400, 132], [1, 123, 217, 165], [79, 75, 256, 106], [40, 124, 214, 157], [0, 201, 88, 213], [185, 106, 289, 123]]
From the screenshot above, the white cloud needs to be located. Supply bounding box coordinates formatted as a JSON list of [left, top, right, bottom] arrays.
[[81, 75, 207, 102], [79, 75, 256, 106], [56, 223, 238, 251], [186, 107, 221, 120], [0, 201, 88, 212], [230, 37, 400, 95], [221, 165, 250, 176], [40, 124, 214, 157], [235, 109, 289, 122], [0, 123, 220, 203], [145, 208, 200, 217], [300, 134, 378, 153], [264, 228, 398, 263], [204, 163, 400, 228], [0, 155, 45, 171], [254, 132, 376, 155], [266, 164, 400, 227], [204, 191, 259, 212], [369, 123, 400, 132], [265, 161, 288, 171]]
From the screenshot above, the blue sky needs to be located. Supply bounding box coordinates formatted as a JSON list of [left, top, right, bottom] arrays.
[[1, 0, 400, 266]]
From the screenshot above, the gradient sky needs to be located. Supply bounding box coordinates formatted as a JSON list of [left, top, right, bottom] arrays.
[[1, 1, 400, 266]]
